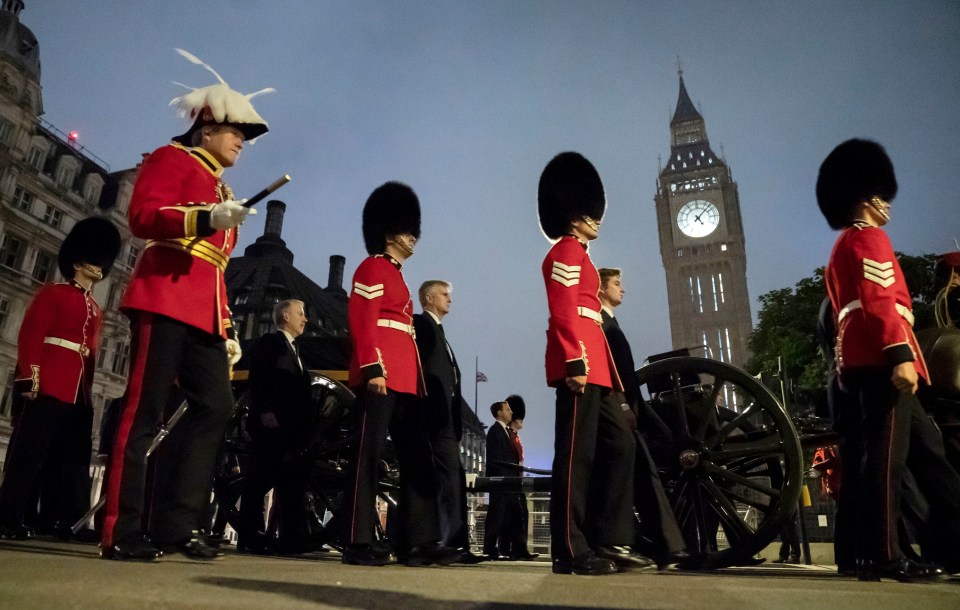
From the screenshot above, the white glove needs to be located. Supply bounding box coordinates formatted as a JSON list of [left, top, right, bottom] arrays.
[[210, 199, 255, 230], [225, 338, 242, 366]]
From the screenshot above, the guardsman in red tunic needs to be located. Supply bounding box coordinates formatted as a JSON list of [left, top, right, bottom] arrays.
[[0, 218, 120, 540], [538, 152, 643, 575], [100, 50, 270, 561], [819, 138, 960, 580], [340, 182, 459, 567]]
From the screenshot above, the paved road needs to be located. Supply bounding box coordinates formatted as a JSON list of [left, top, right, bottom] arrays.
[[0, 539, 957, 609]]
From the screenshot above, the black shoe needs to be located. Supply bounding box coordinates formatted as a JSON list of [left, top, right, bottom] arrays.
[[159, 531, 223, 560], [237, 534, 276, 556], [592, 546, 655, 571], [0, 524, 34, 540], [510, 551, 541, 561], [857, 557, 938, 582], [456, 551, 488, 564], [342, 544, 395, 566], [657, 550, 692, 571], [402, 543, 463, 567], [552, 552, 619, 575], [837, 564, 857, 577], [101, 537, 163, 561]]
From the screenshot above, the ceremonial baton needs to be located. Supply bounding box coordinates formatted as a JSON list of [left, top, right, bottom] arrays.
[[243, 174, 291, 208]]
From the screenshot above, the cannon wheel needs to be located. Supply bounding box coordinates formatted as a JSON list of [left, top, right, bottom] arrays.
[[636, 357, 803, 568]]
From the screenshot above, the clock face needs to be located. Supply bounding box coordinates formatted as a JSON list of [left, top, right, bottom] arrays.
[[676, 200, 720, 238]]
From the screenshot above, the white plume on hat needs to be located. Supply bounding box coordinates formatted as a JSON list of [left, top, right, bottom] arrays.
[[169, 49, 274, 143]]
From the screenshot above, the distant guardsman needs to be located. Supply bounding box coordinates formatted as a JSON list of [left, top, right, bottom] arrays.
[[340, 183, 461, 567], [0, 217, 120, 540], [100, 50, 269, 561], [538, 152, 639, 575]]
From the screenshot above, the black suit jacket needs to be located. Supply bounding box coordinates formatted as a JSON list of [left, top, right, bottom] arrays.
[[413, 312, 463, 440], [485, 422, 520, 477], [602, 309, 672, 437], [601, 310, 639, 409], [248, 331, 313, 440]]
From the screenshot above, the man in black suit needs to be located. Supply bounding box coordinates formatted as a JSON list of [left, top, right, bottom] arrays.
[[413, 280, 479, 563], [238, 299, 313, 555], [598, 268, 687, 569], [483, 400, 522, 559]]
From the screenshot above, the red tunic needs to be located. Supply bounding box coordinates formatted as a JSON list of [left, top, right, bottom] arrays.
[[14, 281, 101, 405], [542, 236, 622, 390], [825, 224, 928, 380], [120, 143, 237, 339], [348, 255, 423, 395]]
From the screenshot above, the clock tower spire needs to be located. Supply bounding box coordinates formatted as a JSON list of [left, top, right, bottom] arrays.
[[653, 71, 752, 369]]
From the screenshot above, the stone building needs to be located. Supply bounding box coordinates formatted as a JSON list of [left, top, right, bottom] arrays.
[[0, 1, 141, 463]]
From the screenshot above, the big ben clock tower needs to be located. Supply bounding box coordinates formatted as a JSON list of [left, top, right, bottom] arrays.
[[654, 71, 752, 367]]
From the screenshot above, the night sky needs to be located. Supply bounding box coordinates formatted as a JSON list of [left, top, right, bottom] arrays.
[[26, 1, 960, 468]]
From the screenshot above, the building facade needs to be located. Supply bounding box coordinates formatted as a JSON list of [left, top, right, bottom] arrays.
[[0, 1, 141, 464], [653, 72, 752, 368]]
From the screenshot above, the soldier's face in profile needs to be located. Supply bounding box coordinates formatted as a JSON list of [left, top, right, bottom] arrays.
[[202, 125, 245, 168]]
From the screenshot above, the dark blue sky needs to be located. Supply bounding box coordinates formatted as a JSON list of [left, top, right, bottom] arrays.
[[27, 1, 960, 468]]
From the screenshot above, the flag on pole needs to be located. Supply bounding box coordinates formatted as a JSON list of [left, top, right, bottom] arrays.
[[476, 371, 488, 382]]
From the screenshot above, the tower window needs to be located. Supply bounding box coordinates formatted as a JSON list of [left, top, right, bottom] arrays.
[[718, 273, 725, 304], [711, 275, 719, 312], [677, 248, 683, 257], [725, 327, 734, 363], [696, 276, 704, 314], [720, 243, 727, 252]]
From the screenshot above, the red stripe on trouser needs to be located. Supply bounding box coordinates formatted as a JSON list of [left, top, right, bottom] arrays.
[[566, 393, 578, 558], [883, 408, 896, 559], [101, 316, 153, 547], [349, 409, 369, 543]]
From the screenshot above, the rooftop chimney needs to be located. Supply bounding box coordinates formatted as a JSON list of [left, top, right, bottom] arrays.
[[328, 255, 345, 292], [264, 199, 285, 239]]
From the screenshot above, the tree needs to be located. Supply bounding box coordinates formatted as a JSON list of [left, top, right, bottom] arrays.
[[746, 253, 938, 398]]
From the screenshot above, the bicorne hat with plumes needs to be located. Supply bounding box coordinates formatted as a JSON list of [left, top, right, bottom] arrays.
[[537, 151, 606, 241], [816, 138, 898, 230], [58, 217, 121, 280], [362, 182, 421, 255], [169, 49, 273, 145]]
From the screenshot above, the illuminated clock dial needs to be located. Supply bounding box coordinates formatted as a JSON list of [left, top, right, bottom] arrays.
[[677, 199, 720, 238]]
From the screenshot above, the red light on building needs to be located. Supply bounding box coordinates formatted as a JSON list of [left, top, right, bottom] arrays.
[[68, 131, 79, 141]]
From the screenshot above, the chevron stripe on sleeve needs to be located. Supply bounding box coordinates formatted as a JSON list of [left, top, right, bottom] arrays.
[[862, 257, 895, 288], [353, 282, 385, 299], [550, 261, 581, 287]]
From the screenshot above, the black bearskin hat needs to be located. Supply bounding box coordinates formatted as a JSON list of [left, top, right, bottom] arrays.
[[538, 152, 606, 240], [362, 182, 421, 255], [58, 217, 122, 279], [816, 139, 897, 230], [505, 394, 526, 421]]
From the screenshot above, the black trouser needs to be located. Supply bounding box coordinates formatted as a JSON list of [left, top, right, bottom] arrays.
[[102, 313, 234, 547], [428, 424, 469, 549], [0, 395, 92, 529], [552, 384, 635, 561], [238, 430, 308, 543], [633, 430, 686, 556], [504, 492, 530, 555], [340, 389, 440, 552], [483, 491, 517, 556], [844, 368, 960, 563]]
